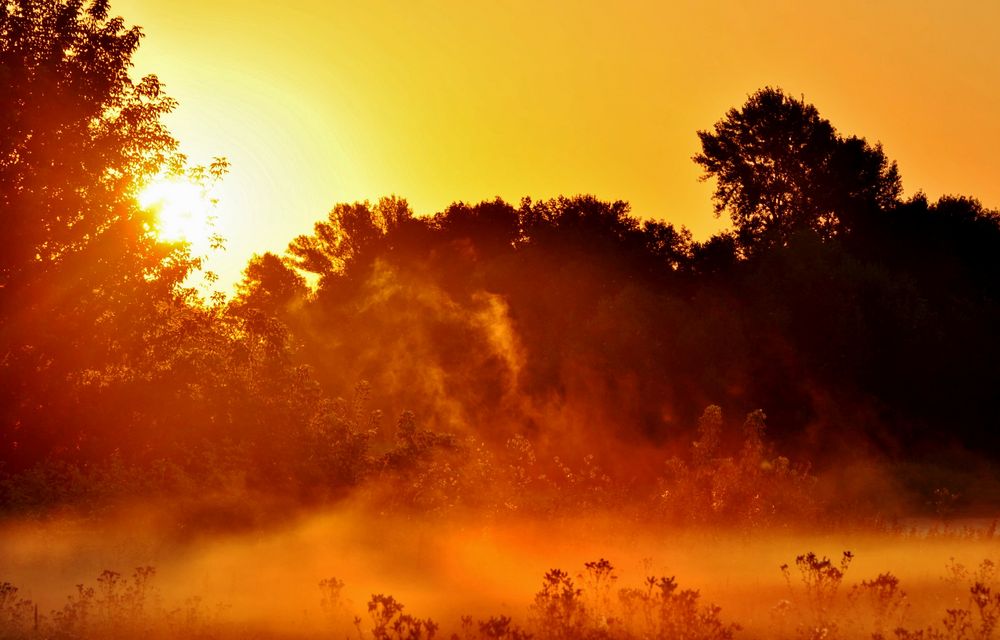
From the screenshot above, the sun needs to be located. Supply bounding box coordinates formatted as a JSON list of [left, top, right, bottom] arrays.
[[138, 177, 217, 249]]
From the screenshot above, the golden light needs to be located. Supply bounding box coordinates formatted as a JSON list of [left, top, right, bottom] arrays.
[[139, 177, 218, 252]]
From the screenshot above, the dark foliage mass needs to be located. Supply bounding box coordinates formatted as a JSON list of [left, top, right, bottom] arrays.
[[2, 1, 1000, 523], [694, 87, 902, 252]]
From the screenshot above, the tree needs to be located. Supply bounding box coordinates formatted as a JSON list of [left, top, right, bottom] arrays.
[[286, 195, 413, 290], [0, 0, 185, 294], [231, 252, 307, 318], [432, 197, 521, 258], [0, 0, 194, 467], [694, 87, 901, 254]]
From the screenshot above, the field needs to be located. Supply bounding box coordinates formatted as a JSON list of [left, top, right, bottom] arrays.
[[3, 506, 999, 639]]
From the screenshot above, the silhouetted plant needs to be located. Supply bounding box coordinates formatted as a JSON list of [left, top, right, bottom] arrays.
[[367, 594, 438, 640], [659, 406, 817, 528], [477, 616, 532, 640], [308, 381, 379, 487], [778, 551, 853, 639], [526, 559, 738, 640], [907, 559, 1000, 640], [51, 582, 96, 638], [847, 572, 908, 637], [319, 575, 351, 630], [450, 615, 533, 640], [617, 573, 738, 640], [0, 581, 34, 637], [581, 558, 618, 629], [530, 569, 586, 640], [162, 594, 232, 639]]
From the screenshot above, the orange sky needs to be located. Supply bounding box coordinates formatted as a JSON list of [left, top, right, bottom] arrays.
[[115, 0, 1000, 291]]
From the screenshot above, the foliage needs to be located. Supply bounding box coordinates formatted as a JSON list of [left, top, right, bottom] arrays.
[[849, 573, 908, 637], [287, 196, 414, 288], [657, 406, 818, 527], [458, 615, 533, 640], [892, 558, 1000, 640], [0, 0, 182, 470], [778, 551, 854, 638], [0, 0, 181, 288], [526, 559, 737, 640], [0, 0, 240, 482], [530, 569, 586, 640], [367, 594, 439, 640], [0, 581, 34, 637], [694, 87, 901, 253]]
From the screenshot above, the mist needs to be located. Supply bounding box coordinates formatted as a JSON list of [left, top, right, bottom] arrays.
[[4, 499, 1000, 638]]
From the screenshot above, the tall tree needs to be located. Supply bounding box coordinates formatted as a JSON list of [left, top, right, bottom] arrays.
[[0, 0, 192, 466], [694, 87, 901, 254]]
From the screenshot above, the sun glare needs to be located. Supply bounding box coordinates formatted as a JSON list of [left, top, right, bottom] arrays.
[[139, 177, 217, 250]]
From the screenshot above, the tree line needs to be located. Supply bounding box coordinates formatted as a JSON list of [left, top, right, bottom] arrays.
[[2, 0, 999, 517]]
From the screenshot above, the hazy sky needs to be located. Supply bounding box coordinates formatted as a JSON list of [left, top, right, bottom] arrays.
[[114, 0, 1000, 289]]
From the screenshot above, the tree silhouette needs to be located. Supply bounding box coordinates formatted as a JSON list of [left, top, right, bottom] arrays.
[[286, 196, 414, 290], [694, 87, 901, 254], [432, 197, 520, 259], [0, 0, 184, 293], [232, 252, 307, 318], [0, 0, 198, 467], [3, 45, 1000, 519]]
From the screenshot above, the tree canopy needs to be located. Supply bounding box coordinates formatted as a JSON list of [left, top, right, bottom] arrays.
[[694, 87, 902, 254], [0, 0, 208, 469], [2, 3, 1000, 523], [0, 0, 184, 295]]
